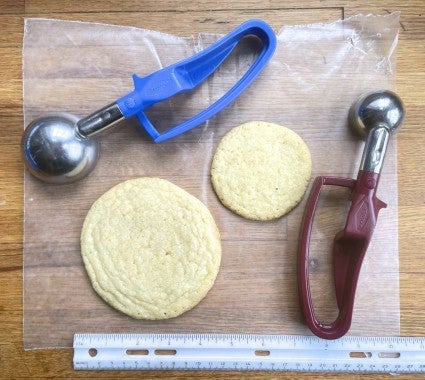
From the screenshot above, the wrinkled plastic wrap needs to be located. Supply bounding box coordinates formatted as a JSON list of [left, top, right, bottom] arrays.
[[23, 13, 401, 349]]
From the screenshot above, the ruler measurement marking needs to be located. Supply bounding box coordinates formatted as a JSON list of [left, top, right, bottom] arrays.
[[73, 334, 425, 372]]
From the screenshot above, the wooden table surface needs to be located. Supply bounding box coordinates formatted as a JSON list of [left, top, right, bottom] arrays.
[[1, 1, 424, 378]]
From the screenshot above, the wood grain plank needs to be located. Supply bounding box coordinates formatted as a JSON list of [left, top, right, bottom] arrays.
[[0, 79, 22, 112], [22, 0, 421, 14], [0, 48, 21, 80], [0, 15, 23, 46], [400, 273, 425, 336], [25, 0, 343, 13], [0, 0, 23, 13], [24, 8, 342, 33], [398, 138, 425, 206], [1, 7, 344, 48]]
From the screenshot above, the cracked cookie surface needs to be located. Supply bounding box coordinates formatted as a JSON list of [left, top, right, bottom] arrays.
[[81, 177, 221, 319], [211, 121, 311, 220]]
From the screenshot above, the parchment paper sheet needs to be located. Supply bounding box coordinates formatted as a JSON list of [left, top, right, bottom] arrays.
[[23, 13, 400, 349]]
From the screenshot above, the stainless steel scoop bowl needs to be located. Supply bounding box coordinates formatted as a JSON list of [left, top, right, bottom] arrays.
[[21, 113, 100, 184]]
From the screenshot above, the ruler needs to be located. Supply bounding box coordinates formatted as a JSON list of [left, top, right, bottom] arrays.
[[73, 333, 425, 373]]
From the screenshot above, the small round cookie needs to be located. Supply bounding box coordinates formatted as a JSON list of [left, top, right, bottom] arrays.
[[81, 177, 221, 320], [211, 121, 311, 220]]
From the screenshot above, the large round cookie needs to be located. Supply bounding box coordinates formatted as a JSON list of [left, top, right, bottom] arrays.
[[211, 121, 311, 220], [81, 177, 221, 320]]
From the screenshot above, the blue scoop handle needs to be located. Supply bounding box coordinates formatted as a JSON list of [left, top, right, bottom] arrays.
[[116, 19, 276, 142]]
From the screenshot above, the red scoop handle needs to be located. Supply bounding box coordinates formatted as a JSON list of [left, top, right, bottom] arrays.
[[298, 170, 387, 340]]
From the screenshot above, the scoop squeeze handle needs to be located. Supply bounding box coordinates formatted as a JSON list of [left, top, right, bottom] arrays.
[[116, 19, 276, 142], [298, 172, 387, 340]]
